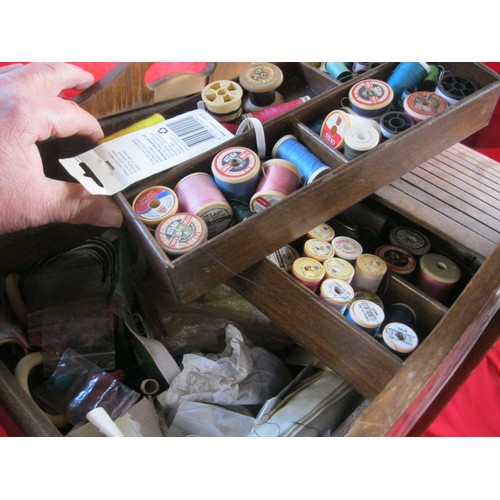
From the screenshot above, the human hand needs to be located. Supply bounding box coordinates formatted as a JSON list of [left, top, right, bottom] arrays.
[[0, 62, 123, 234]]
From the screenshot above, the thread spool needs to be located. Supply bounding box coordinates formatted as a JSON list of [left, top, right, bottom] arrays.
[[381, 322, 419, 359], [211, 146, 261, 203], [239, 62, 284, 112], [323, 256, 355, 283], [291, 257, 325, 292], [231, 200, 253, 222], [325, 62, 353, 82], [386, 62, 430, 102], [348, 79, 394, 117], [303, 238, 335, 263], [320, 278, 355, 313], [418, 64, 441, 91], [382, 303, 417, 329], [343, 124, 380, 159], [240, 96, 311, 125], [320, 110, 351, 150], [249, 159, 301, 212], [350, 253, 387, 293], [390, 227, 431, 256], [380, 111, 415, 139], [272, 134, 330, 185], [140, 378, 160, 396], [375, 244, 416, 276], [267, 244, 300, 272], [132, 186, 178, 227], [435, 71, 478, 104], [346, 299, 385, 336], [331, 236, 363, 263], [175, 172, 233, 238], [352, 62, 372, 74], [307, 222, 335, 242], [403, 91, 448, 122], [155, 212, 208, 257], [201, 80, 244, 122], [353, 289, 384, 310], [416, 253, 461, 303]]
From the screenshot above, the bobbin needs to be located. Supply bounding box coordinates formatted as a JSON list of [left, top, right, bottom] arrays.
[[239, 62, 284, 113], [249, 159, 301, 212], [417, 253, 461, 303], [132, 186, 179, 227], [380, 322, 419, 359], [320, 278, 355, 313], [353, 289, 384, 310], [201, 80, 244, 123], [380, 111, 415, 139], [386, 62, 430, 102], [403, 91, 448, 122], [375, 244, 416, 276], [324, 62, 353, 82], [331, 236, 363, 263], [435, 71, 478, 104], [291, 257, 325, 292], [346, 299, 385, 336]]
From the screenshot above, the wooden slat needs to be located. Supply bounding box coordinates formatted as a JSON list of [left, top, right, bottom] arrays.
[[374, 184, 497, 258], [443, 144, 500, 182]]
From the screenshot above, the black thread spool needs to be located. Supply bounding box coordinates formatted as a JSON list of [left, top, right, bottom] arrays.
[[380, 111, 415, 140], [239, 62, 284, 113], [436, 71, 478, 104]]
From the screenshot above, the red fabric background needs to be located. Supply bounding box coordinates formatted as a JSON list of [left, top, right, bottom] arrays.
[[0, 62, 498, 437]]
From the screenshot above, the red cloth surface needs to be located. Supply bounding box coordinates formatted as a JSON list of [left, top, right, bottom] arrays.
[[0, 62, 498, 437]]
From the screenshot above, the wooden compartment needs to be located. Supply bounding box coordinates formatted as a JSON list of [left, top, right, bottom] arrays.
[[106, 62, 500, 303]]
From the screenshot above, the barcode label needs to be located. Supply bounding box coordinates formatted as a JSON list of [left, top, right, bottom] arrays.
[[168, 114, 216, 148], [359, 301, 377, 323]]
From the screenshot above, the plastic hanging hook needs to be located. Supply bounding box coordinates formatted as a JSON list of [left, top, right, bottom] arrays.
[[235, 117, 266, 159]]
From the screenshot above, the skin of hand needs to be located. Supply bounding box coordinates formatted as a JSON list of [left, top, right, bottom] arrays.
[[0, 62, 123, 234]]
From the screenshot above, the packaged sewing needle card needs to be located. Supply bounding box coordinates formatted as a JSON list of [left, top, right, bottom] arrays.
[[59, 109, 234, 195]]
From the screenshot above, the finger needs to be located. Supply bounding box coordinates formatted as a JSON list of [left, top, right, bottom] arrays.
[[6, 62, 96, 96], [21, 95, 104, 143], [33, 179, 123, 228], [0, 63, 24, 74]]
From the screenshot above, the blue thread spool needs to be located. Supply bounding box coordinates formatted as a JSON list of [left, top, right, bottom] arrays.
[[211, 146, 261, 203], [345, 299, 385, 336], [381, 302, 417, 329], [272, 135, 330, 185], [325, 62, 353, 82], [386, 62, 430, 103]]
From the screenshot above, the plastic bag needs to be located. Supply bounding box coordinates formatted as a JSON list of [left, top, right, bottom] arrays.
[[157, 324, 292, 413]]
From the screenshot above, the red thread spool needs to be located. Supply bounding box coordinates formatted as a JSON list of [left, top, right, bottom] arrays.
[[174, 172, 233, 238], [249, 159, 301, 212]]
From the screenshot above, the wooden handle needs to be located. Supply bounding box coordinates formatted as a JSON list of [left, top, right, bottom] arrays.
[[73, 62, 251, 120]]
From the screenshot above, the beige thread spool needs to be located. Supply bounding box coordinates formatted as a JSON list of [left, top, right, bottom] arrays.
[[303, 238, 335, 263], [320, 278, 355, 313], [350, 253, 388, 293], [306, 222, 335, 242], [323, 257, 355, 283], [201, 80, 244, 122], [267, 244, 300, 272], [239, 62, 284, 113]]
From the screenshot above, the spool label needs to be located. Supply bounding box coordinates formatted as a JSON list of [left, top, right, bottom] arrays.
[[267, 245, 299, 271], [332, 237, 363, 259], [376, 245, 416, 273], [349, 80, 393, 109], [134, 187, 177, 221], [321, 279, 354, 301], [308, 223, 335, 242], [213, 147, 259, 179], [350, 300, 384, 327], [250, 193, 282, 212], [156, 214, 206, 253], [320, 111, 348, 149], [324, 257, 354, 281], [383, 323, 418, 352], [198, 205, 233, 238]]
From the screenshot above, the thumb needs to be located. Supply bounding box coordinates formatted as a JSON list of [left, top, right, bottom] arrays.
[[43, 180, 124, 228]]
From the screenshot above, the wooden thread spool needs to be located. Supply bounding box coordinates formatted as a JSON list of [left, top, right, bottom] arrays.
[[239, 62, 284, 113], [350, 253, 388, 293], [175, 172, 233, 238], [132, 186, 178, 227], [403, 91, 448, 122], [201, 80, 244, 123], [375, 244, 416, 276], [291, 257, 325, 293], [353, 289, 385, 310], [390, 226, 431, 256], [348, 79, 394, 118], [323, 257, 355, 283], [211, 146, 261, 203], [155, 213, 208, 257], [302, 238, 335, 263], [249, 159, 301, 212]]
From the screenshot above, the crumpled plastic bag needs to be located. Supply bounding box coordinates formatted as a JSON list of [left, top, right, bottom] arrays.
[[157, 324, 292, 413]]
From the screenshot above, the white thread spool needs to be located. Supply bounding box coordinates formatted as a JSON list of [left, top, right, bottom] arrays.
[[320, 278, 355, 313], [331, 236, 363, 263], [350, 253, 388, 293]]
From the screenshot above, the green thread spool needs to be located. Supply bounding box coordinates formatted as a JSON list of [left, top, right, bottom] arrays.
[[418, 64, 441, 91]]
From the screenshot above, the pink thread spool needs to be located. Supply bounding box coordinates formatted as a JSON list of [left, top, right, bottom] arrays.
[[291, 257, 325, 293], [417, 253, 461, 303], [174, 172, 233, 238], [241, 97, 311, 124], [249, 159, 301, 212]]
